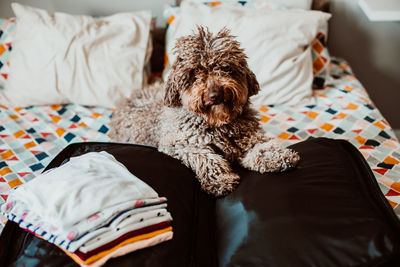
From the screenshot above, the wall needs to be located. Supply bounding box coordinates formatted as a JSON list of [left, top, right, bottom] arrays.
[[328, 0, 400, 129]]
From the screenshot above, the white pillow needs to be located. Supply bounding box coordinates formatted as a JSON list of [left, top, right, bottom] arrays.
[[0, 3, 152, 108], [164, 1, 331, 106], [189, 0, 312, 10], [258, 0, 312, 9]]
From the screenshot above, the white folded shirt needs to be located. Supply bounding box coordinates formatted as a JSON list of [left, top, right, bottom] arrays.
[[9, 151, 159, 230]]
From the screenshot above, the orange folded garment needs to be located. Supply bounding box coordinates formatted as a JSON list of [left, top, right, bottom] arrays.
[[64, 226, 172, 266], [78, 231, 173, 267]]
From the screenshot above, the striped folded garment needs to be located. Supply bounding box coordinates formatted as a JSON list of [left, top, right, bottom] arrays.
[[0, 151, 173, 266]]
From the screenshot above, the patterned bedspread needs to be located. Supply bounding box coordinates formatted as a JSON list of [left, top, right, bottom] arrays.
[[1, 58, 400, 233]]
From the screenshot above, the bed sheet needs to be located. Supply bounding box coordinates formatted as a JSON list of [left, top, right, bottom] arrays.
[[0, 58, 400, 235]]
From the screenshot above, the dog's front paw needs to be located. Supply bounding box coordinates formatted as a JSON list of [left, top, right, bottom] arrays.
[[276, 148, 300, 171], [200, 173, 240, 197], [242, 142, 300, 173]]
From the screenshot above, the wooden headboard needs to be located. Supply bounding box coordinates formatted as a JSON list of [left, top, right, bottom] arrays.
[[312, 0, 330, 12]]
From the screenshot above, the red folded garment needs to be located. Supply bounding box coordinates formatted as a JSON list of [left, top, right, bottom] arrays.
[[74, 220, 171, 261]]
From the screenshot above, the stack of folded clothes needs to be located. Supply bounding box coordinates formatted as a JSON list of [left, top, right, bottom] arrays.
[[0, 151, 173, 267]]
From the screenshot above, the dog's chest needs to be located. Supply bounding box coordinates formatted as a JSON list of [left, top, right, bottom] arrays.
[[160, 108, 260, 161]]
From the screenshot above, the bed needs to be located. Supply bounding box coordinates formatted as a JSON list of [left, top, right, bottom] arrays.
[[1, 0, 400, 238]]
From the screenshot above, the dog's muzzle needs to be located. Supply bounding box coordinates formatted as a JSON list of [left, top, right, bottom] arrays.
[[207, 91, 223, 105], [205, 82, 224, 106]]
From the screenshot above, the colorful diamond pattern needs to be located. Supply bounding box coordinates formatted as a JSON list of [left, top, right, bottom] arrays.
[[311, 22, 330, 89], [0, 18, 15, 91]]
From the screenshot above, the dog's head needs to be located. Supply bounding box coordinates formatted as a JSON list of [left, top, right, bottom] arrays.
[[164, 26, 260, 127]]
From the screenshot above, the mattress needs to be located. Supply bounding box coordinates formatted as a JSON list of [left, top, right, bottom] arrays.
[[1, 58, 400, 234]]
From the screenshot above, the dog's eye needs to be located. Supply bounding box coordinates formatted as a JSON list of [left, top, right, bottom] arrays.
[[190, 68, 200, 77]]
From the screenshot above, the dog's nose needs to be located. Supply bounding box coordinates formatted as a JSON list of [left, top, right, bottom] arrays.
[[208, 89, 223, 105]]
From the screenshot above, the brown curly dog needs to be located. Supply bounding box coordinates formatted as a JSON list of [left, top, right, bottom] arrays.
[[109, 26, 300, 196]]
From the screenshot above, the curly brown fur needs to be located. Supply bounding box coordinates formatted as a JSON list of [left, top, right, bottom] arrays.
[[164, 27, 259, 127], [109, 82, 163, 147], [110, 27, 300, 197]]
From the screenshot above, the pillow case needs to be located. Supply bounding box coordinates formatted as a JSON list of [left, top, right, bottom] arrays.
[[311, 21, 330, 89], [0, 3, 152, 108], [163, 0, 331, 91], [164, 1, 331, 106], [0, 18, 15, 91]]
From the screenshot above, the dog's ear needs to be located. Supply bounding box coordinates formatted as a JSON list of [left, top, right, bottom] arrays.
[[165, 33, 199, 107], [246, 68, 260, 97], [164, 62, 182, 107]]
